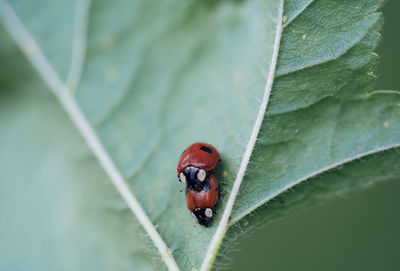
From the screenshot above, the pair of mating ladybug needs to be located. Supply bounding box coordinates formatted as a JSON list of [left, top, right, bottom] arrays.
[[177, 142, 220, 225]]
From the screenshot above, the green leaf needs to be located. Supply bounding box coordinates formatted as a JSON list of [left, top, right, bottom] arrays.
[[231, 0, 400, 223], [0, 0, 399, 270], [0, 26, 165, 271]]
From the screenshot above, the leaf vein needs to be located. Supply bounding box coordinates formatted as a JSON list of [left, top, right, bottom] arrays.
[[229, 143, 400, 225], [66, 0, 91, 93], [199, 1, 284, 270], [283, 0, 315, 28], [276, 12, 381, 77], [0, 2, 179, 270]]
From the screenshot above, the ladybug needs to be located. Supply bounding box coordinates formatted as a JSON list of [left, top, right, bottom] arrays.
[[186, 174, 219, 225], [177, 142, 220, 191]]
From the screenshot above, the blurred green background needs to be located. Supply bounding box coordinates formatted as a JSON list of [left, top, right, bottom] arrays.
[[229, 1, 400, 270]]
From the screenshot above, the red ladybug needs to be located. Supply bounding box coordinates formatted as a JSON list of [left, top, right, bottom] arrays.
[[177, 142, 220, 191], [186, 174, 219, 225]]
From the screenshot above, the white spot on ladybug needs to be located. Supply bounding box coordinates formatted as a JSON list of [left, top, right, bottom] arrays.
[[197, 169, 206, 182], [205, 208, 213, 218], [179, 172, 186, 184], [191, 212, 196, 219]]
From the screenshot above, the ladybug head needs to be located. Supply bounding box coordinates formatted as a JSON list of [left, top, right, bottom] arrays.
[[191, 208, 213, 226], [179, 166, 207, 191]]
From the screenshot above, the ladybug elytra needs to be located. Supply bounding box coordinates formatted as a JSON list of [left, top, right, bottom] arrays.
[[177, 142, 220, 191], [185, 173, 219, 225]]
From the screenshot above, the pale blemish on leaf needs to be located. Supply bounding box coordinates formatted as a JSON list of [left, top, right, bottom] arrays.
[[104, 68, 119, 83], [23, 41, 38, 55], [383, 121, 390, 128], [100, 36, 114, 49]]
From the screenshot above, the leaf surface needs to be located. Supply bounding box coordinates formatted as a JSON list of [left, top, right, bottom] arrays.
[[0, 0, 399, 270], [0, 27, 164, 271]]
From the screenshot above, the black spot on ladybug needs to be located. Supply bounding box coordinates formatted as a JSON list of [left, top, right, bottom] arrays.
[[203, 181, 211, 192], [192, 208, 213, 226], [200, 146, 212, 153]]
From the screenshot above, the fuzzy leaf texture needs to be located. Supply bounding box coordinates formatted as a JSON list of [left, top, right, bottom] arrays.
[[0, 0, 399, 270]]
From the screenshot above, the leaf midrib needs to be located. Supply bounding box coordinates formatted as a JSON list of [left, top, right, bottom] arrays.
[[2, 1, 393, 270], [0, 1, 307, 269], [0, 1, 179, 270], [200, 1, 284, 270]]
